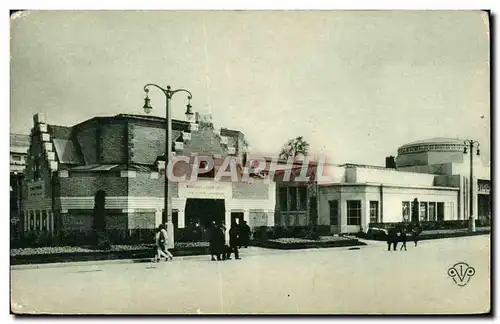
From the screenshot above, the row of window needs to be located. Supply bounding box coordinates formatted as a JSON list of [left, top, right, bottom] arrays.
[[279, 186, 308, 211], [401, 201, 445, 222], [328, 200, 379, 226], [398, 144, 464, 155]]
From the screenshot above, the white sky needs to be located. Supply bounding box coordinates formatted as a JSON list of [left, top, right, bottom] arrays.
[[10, 10, 490, 165]]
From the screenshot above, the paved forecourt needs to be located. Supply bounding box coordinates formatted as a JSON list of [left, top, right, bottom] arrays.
[[11, 235, 490, 314]]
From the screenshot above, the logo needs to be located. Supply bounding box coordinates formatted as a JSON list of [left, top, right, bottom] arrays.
[[448, 262, 475, 287]]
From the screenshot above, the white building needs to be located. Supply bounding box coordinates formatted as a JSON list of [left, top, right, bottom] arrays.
[[275, 138, 491, 234]]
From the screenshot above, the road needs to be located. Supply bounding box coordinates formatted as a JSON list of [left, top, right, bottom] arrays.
[[11, 235, 490, 314]]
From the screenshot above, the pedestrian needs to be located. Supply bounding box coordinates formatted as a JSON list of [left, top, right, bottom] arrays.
[[392, 226, 399, 251], [216, 224, 226, 261], [386, 227, 393, 251], [228, 221, 241, 260], [412, 224, 421, 247], [159, 224, 173, 261], [209, 222, 218, 261], [399, 226, 407, 251], [153, 225, 169, 262], [387, 226, 398, 251], [240, 220, 251, 248]]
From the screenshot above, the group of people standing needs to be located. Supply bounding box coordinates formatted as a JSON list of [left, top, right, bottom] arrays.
[[209, 220, 251, 261], [387, 224, 422, 251]]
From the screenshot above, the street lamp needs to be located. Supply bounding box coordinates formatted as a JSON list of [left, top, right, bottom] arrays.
[[143, 84, 194, 249], [463, 139, 480, 233]]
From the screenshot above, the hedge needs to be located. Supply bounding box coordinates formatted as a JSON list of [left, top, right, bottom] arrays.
[[369, 219, 490, 231], [252, 225, 332, 242]]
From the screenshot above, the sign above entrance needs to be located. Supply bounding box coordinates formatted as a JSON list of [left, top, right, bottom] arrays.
[[27, 181, 45, 201], [179, 180, 231, 199]]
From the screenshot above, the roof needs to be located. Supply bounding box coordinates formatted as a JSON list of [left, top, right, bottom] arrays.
[[69, 164, 156, 172], [53, 138, 84, 164], [400, 137, 465, 148], [48, 125, 73, 140], [339, 163, 387, 170]]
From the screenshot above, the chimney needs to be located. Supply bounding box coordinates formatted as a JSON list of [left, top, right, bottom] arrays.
[[385, 156, 396, 169], [33, 113, 46, 125]]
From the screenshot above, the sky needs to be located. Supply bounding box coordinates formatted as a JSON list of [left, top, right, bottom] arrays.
[[10, 10, 490, 166]]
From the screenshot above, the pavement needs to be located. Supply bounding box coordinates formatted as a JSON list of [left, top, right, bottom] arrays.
[[10, 235, 490, 314], [10, 243, 367, 270]]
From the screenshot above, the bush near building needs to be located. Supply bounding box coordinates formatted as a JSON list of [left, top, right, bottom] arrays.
[[252, 225, 332, 242], [369, 219, 490, 231]]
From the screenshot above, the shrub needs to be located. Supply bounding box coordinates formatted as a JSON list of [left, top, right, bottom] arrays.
[[476, 218, 490, 227], [316, 225, 331, 236], [369, 220, 471, 232], [253, 226, 269, 242]]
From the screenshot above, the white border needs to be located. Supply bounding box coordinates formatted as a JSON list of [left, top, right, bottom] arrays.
[[4, 2, 497, 321]]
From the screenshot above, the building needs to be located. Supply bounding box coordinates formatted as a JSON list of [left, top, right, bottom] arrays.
[[275, 138, 491, 234], [21, 113, 276, 244], [10, 133, 30, 238]]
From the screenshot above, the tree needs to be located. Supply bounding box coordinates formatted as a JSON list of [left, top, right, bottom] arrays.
[[278, 136, 310, 161]]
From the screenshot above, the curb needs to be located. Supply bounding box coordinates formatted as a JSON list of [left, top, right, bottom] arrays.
[[10, 253, 210, 270], [10, 243, 369, 271]]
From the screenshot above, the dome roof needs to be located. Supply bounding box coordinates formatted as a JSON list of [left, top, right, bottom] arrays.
[[400, 137, 464, 148], [397, 137, 468, 156]]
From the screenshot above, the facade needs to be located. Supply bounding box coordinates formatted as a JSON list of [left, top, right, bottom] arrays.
[[275, 138, 491, 234], [10, 133, 30, 238], [22, 113, 275, 244]]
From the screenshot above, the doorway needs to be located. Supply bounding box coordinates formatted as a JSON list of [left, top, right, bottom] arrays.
[[184, 199, 225, 241], [437, 202, 445, 221], [185, 198, 225, 227]]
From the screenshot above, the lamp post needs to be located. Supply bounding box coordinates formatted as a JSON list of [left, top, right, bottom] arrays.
[[143, 84, 194, 249], [463, 140, 480, 233]]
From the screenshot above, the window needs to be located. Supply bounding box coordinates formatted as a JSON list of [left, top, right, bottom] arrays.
[[12, 155, 21, 161], [369, 201, 379, 223], [298, 187, 307, 210], [402, 201, 410, 222], [289, 187, 297, 211], [329, 200, 339, 226], [420, 202, 428, 221], [347, 200, 361, 226], [279, 187, 287, 211], [428, 202, 436, 221], [437, 202, 445, 221]]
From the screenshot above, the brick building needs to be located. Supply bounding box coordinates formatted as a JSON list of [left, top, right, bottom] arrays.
[[22, 113, 276, 244], [10, 133, 30, 239]]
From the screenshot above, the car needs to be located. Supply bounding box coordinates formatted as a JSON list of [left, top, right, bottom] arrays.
[[366, 227, 388, 240]]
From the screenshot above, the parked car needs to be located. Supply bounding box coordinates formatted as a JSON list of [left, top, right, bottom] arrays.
[[366, 227, 388, 240]]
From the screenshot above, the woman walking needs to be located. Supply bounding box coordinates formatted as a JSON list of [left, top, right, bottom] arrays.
[[154, 224, 173, 262]]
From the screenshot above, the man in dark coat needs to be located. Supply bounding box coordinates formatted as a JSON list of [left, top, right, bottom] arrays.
[[209, 222, 220, 261], [399, 226, 408, 251], [228, 222, 241, 260], [387, 226, 399, 251]]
